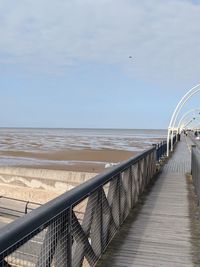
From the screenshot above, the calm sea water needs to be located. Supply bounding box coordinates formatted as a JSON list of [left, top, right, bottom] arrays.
[[0, 128, 167, 168]]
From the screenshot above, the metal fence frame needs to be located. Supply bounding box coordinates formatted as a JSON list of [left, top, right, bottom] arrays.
[[0, 196, 40, 217], [191, 145, 200, 205], [0, 141, 168, 267]]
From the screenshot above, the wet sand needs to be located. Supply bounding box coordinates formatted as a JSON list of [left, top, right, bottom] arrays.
[[0, 149, 137, 172], [0, 148, 136, 162], [0, 128, 165, 173]]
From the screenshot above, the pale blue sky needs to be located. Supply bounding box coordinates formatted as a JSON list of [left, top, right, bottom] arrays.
[[0, 0, 200, 129]]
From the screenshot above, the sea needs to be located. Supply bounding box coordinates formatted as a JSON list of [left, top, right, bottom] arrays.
[[0, 128, 167, 169]]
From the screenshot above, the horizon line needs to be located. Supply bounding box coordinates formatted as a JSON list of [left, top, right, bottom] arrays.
[[0, 126, 167, 130]]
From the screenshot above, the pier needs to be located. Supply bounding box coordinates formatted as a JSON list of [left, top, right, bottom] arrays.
[[1, 1, 200, 266], [97, 136, 198, 267], [1, 133, 200, 267]]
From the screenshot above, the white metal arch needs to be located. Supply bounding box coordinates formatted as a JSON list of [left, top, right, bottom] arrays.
[[170, 88, 200, 148], [187, 116, 200, 129], [180, 117, 200, 132], [177, 108, 200, 131], [167, 83, 200, 156], [180, 117, 195, 132]]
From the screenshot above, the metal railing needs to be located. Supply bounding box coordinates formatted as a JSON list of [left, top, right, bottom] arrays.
[[0, 196, 40, 218], [155, 135, 176, 162], [0, 141, 168, 267], [170, 134, 177, 150], [155, 141, 167, 162], [191, 145, 200, 206]]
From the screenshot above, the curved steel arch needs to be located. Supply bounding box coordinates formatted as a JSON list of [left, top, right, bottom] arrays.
[[181, 117, 200, 132], [169, 84, 200, 128], [167, 83, 200, 156], [180, 117, 195, 132], [177, 108, 200, 131]]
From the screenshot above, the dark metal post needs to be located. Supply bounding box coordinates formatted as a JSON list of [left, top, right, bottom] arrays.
[[67, 207, 72, 267], [130, 166, 134, 209], [25, 201, 29, 214], [191, 145, 196, 175], [152, 144, 158, 161], [119, 173, 122, 225]]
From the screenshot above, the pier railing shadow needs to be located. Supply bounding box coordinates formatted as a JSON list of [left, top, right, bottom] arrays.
[[0, 140, 171, 267]]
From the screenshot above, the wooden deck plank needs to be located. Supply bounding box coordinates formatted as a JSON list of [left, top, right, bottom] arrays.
[[97, 137, 200, 267]]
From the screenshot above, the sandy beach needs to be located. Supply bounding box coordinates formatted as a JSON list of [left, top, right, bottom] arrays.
[[0, 128, 166, 205], [0, 128, 166, 172], [0, 128, 166, 234]]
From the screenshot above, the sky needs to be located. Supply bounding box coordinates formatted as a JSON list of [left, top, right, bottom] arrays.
[[0, 0, 200, 129]]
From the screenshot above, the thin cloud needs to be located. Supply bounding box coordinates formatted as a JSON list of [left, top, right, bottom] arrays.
[[0, 0, 200, 86]]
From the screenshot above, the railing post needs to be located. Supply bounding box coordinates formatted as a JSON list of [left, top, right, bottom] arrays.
[[91, 188, 103, 257], [129, 166, 134, 209], [54, 208, 73, 267], [161, 141, 164, 159], [137, 161, 142, 195], [107, 176, 120, 229], [143, 156, 147, 190], [25, 201, 29, 214], [119, 173, 122, 225], [191, 145, 196, 175], [152, 144, 158, 161], [67, 207, 72, 267], [191, 145, 199, 206]]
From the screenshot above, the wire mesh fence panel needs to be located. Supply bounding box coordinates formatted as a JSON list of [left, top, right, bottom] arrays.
[[37, 210, 72, 267], [6, 231, 45, 267]]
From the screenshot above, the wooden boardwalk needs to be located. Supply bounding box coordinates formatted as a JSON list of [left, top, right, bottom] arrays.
[[97, 137, 200, 267]]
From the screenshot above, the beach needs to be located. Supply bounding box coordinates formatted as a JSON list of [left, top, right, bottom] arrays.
[[0, 148, 136, 172], [0, 128, 166, 204], [0, 128, 166, 172]]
